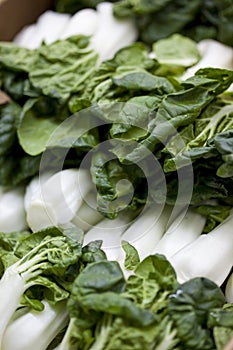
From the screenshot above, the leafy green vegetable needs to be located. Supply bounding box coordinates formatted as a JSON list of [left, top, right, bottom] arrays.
[[168, 277, 226, 349], [0, 36, 99, 186], [0, 36, 98, 103], [59, 254, 178, 349], [29, 36, 98, 103], [17, 98, 63, 156], [0, 42, 35, 73], [113, 0, 233, 46], [0, 34, 232, 220], [0, 225, 108, 348], [57, 252, 232, 349], [122, 68, 233, 162], [0, 97, 43, 185], [90, 150, 146, 218], [0, 227, 82, 345], [211, 304, 233, 350], [88, 66, 233, 215]]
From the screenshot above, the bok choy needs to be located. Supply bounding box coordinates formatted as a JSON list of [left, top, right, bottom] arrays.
[[54, 253, 233, 350], [0, 226, 84, 347]]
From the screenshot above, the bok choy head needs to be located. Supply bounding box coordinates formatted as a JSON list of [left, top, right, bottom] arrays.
[[0, 226, 106, 347]]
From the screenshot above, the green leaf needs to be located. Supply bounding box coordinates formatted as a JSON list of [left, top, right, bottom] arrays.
[[17, 98, 61, 156], [112, 70, 177, 94], [168, 277, 226, 349], [123, 68, 233, 164], [153, 34, 201, 67], [20, 275, 70, 307], [113, 0, 233, 46], [121, 240, 140, 271], [81, 240, 107, 264], [78, 291, 157, 327], [135, 254, 178, 290], [29, 36, 98, 102], [0, 42, 35, 72], [212, 305, 233, 350], [0, 100, 21, 156], [71, 260, 125, 297], [194, 204, 231, 232], [90, 151, 143, 217]]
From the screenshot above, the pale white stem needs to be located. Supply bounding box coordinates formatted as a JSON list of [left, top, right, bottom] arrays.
[[13, 11, 71, 49], [90, 2, 137, 63], [84, 210, 134, 260], [153, 209, 206, 258], [54, 318, 76, 350], [34, 10, 71, 45], [24, 172, 52, 211], [13, 24, 38, 49], [0, 269, 25, 347], [170, 213, 233, 286], [26, 169, 94, 231], [71, 191, 103, 232], [60, 9, 99, 39], [2, 300, 68, 350], [120, 204, 172, 261], [0, 186, 27, 232]]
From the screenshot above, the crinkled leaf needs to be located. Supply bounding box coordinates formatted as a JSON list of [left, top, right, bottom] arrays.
[[0, 42, 35, 72], [168, 277, 226, 349], [29, 36, 98, 102], [121, 240, 140, 271], [135, 254, 178, 290]]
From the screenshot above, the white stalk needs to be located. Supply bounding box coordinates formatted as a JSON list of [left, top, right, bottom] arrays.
[[71, 191, 103, 232], [34, 10, 71, 46], [60, 8, 99, 39], [120, 204, 173, 261], [0, 186, 27, 232], [169, 213, 233, 286], [26, 169, 94, 231], [13, 24, 38, 49], [2, 300, 69, 350], [24, 172, 52, 211], [0, 268, 25, 346], [153, 209, 206, 258], [84, 210, 134, 260], [90, 2, 137, 63], [13, 11, 71, 49]]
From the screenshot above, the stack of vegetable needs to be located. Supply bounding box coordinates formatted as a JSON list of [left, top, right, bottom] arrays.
[[0, 0, 233, 349]]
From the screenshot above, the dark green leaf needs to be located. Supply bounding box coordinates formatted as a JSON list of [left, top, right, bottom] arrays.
[[168, 277, 226, 349]]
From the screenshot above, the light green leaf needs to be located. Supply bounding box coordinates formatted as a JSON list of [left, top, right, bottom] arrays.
[[153, 34, 201, 67], [121, 240, 140, 271], [18, 99, 60, 156]]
